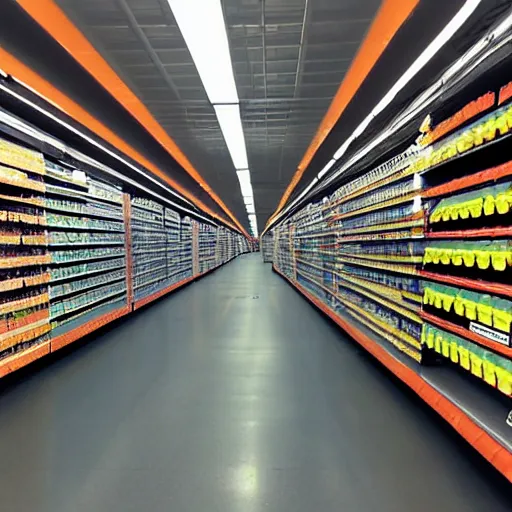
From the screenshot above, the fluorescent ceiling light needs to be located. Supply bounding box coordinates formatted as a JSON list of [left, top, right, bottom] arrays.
[[215, 104, 249, 169], [317, 159, 336, 179], [246, 204, 255, 214], [240, 182, 253, 197], [236, 169, 252, 188], [167, 0, 238, 104]]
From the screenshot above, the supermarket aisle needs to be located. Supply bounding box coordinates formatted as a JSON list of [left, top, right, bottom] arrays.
[[0, 254, 509, 512]]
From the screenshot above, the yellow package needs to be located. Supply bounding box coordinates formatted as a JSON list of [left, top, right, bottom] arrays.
[[433, 291, 444, 309], [423, 247, 433, 264], [441, 339, 451, 358], [449, 341, 459, 363], [441, 294, 454, 312], [431, 248, 441, 264], [464, 299, 477, 321], [470, 353, 483, 378], [483, 195, 495, 216], [440, 248, 452, 265], [506, 105, 512, 128], [459, 346, 471, 370], [482, 118, 498, 142], [495, 367, 512, 396], [458, 202, 470, 219], [462, 250, 475, 267], [426, 329, 435, 349], [467, 198, 483, 218], [495, 193, 510, 215], [482, 360, 497, 387], [430, 207, 443, 223], [450, 205, 460, 221], [475, 250, 491, 270], [435, 334, 443, 354], [441, 207, 452, 222], [476, 303, 493, 327], [491, 251, 507, 272], [454, 295, 465, 316], [452, 249, 464, 266], [456, 131, 474, 153], [496, 114, 509, 136], [493, 308, 512, 332], [472, 125, 486, 146]]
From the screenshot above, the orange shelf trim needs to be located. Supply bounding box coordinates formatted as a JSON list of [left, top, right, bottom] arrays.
[[275, 266, 512, 482], [0, 341, 51, 378], [51, 306, 130, 352], [419, 270, 512, 298], [424, 160, 512, 199]]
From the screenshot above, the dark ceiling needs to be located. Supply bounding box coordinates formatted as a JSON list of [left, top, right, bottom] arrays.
[[51, 0, 381, 230]]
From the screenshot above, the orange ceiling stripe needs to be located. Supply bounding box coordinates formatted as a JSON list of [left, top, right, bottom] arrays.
[[265, 0, 420, 229], [0, 47, 248, 235], [16, 0, 247, 234]]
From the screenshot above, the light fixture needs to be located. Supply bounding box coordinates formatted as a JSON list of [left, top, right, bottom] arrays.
[[215, 104, 249, 169], [167, 0, 237, 104], [317, 159, 336, 179]]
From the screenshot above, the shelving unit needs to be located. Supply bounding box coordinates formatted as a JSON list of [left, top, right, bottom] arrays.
[[46, 162, 127, 340], [271, 79, 512, 482], [0, 99, 250, 377]]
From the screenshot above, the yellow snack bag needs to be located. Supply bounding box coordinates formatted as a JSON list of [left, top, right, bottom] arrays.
[[458, 202, 470, 219], [462, 249, 475, 267], [464, 299, 477, 321], [442, 294, 454, 312], [441, 339, 451, 358], [495, 193, 510, 215], [470, 353, 483, 378], [483, 195, 495, 216], [456, 131, 474, 153], [449, 341, 459, 363], [506, 106, 512, 128], [491, 251, 507, 272], [467, 198, 483, 218], [483, 360, 497, 387], [450, 205, 460, 221], [430, 207, 443, 223], [454, 295, 465, 316], [493, 308, 512, 332], [476, 303, 493, 327], [496, 114, 509, 135], [433, 291, 443, 309], [423, 247, 433, 264], [432, 248, 441, 265], [475, 250, 491, 270], [495, 367, 512, 396], [452, 249, 464, 266], [440, 248, 452, 265], [459, 346, 471, 370], [426, 329, 435, 349], [482, 118, 498, 142], [434, 334, 443, 354], [441, 207, 452, 222]]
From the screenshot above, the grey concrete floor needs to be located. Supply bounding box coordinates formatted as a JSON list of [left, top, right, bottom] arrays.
[[0, 253, 510, 511]]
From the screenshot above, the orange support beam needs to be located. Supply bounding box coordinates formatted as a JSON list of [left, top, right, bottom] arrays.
[[266, 0, 420, 229], [14, 0, 248, 236]]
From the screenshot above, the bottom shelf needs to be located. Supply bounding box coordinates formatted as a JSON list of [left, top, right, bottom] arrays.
[[273, 266, 512, 483], [0, 341, 51, 378]]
